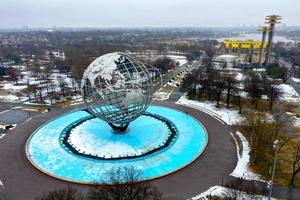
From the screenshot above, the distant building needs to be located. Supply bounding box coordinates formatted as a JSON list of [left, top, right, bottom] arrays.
[[0, 59, 15, 67], [49, 51, 65, 60], [213, 54, 241, 69], [223, 40, 267, 49]]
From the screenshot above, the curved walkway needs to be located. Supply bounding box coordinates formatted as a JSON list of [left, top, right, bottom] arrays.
[[0, 101, 237, 200]]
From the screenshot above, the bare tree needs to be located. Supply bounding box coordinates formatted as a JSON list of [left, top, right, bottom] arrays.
[[180, 71, 198, 98], [221, 178, 265, 200], [57, 75, 67, 96], [233, 87, 245, 114], [7, 68, 19, 84], [35, 187, 85, 200], [244, 71, 262, 107], [213, 76, 225, 108], [271, 101, 284, 137], [224, 75, 237, 108], [289, 144, 300, 186], [277, 64, 289, 83], [36, 85, 45, 102], [88, 167, 162, 200]]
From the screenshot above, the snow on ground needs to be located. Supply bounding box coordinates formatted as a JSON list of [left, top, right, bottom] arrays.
[[167, 81, 179, 88], [166, 55, 188, 66], [0, 123, 16, 130], [0, 178, 4, 189], [176, 95, 262, 181], [292, 77, 300, 83], [0, 94, 26, 102], [0, 133, 5, 139], [176, 95, 242, 125], [188, 185, 275, 200], [230, 131, 263, 182], [253, 68, 266, 72], [0, 66, 79, 104], [277, 84, 300, 103], [153, 91, 172, 101], [1, 82, 27, 91], [235, 72, 244, 81], [292, 116, 300, 128], [11, 65, 26, 70]]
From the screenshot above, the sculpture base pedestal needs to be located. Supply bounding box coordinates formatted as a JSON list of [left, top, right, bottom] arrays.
[[108, 123, 129, 132]]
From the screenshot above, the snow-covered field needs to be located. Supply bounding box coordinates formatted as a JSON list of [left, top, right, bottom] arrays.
[[0, 94, 26, 102], [1, 82, 27, 91], [277, 84, 300, 103], [189, 185, 275, 200], [166, 55, 188, 66], [176, 95, 242, 125], [0, 66, 77, 103]]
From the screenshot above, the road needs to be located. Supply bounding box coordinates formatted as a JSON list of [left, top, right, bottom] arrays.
[[153, 59, 202, 93], [167, 59, 203, 102], [0, 101, 238, 200]]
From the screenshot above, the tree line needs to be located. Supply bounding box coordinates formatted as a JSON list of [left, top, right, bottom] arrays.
[[35, 167, 162, 200], [180, 66, 282, 113]]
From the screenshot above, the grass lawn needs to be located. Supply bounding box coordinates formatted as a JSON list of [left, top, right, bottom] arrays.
[[53, 98, 82, 107], [160, 85, 175, 93], [18, 107, 48, 113]]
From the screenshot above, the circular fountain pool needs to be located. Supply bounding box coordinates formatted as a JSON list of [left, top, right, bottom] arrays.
[[26, 105, 207, 184]]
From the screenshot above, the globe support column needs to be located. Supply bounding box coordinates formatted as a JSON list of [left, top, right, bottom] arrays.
[[108, 123, 130, 132]]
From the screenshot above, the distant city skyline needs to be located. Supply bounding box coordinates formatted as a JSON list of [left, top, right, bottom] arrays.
[[0, 0, 299, 28]]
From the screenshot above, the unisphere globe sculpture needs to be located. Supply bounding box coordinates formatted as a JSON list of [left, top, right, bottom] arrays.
[[81, 52, 153, 131]]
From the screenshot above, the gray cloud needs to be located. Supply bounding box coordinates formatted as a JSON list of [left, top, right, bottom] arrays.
[[0, 0, 299, 28]]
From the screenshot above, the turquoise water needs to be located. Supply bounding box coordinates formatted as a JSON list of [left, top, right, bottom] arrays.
[[27, 106, 207, 183]]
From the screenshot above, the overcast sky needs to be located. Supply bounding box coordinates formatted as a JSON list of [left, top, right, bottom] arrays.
[[0, 0, 299, 28]]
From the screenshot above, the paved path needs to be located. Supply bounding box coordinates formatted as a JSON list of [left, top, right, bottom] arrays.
[[0, 101, 237, 200]]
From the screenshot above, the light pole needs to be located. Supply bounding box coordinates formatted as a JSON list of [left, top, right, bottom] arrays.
[[268, 139, 279, 200]]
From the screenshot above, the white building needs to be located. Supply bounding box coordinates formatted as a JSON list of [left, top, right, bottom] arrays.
[[213, 54, 241, 69]]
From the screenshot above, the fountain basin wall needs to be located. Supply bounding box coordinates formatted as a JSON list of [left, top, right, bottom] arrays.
[[26, 105, 208, 184]]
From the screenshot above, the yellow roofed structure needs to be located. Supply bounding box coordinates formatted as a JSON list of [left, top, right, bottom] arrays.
[[223, 40, 268, 49]]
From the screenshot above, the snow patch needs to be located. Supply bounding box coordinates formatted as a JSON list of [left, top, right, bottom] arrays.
[[0, 179, 4, 189], [235, 72, 244, 81], [188, 185, 275, 200], [230, 131, 263, 181], [292, 77, 300, 83], [0, 123, 16, 130], [166, 55, 188, 66], [176, 95, 262, 181], [152, 91, 172, 101], [176, 95, 242, 125], [0, 94, 25, 102], [277, 84, 300, 103], [292, 116, 300, 128], [1, 83, 27, 91]]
